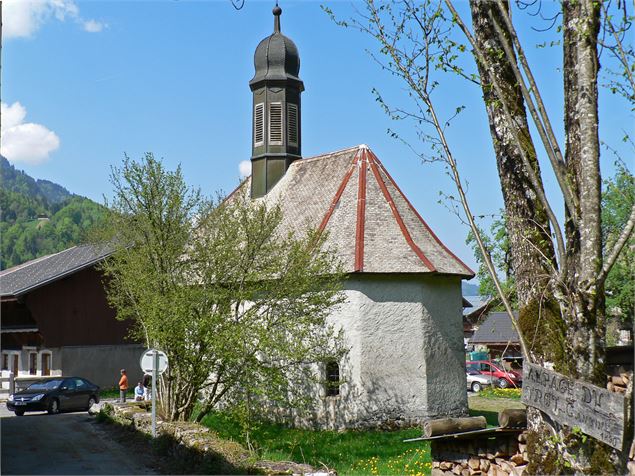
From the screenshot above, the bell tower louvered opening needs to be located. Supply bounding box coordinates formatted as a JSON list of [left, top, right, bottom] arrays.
[[269, 103, 283, 145], [249, 6, 304, 198], [254, 103, 264, 147], [287, 103, 298, 146]]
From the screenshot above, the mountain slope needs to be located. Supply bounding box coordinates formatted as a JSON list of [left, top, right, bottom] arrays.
[[1, 156, 72, 205], [0, 157, 106, 270]]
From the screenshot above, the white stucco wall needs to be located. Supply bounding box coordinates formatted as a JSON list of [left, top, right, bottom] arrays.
[[310, 274, 468, 429]]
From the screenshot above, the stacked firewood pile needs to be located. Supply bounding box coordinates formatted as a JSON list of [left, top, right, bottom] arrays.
[[427, 410, 527, 476], [606, 369, 632, 394], [431, 431, 528, 476]]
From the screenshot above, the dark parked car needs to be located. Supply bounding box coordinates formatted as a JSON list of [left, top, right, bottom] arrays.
[[6, 377, 100, 416]]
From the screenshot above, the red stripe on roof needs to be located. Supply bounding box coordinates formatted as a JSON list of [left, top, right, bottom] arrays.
[[369, 150, 475, 276], [317, 150, 360, 234], [354, 149, 368, 272], [368, 158, 436, 272]]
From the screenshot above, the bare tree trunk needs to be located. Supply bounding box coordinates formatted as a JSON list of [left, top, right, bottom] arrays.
[[469, 0, 556, 309], [562, 0, 605, 384], [337, 1, 632, 471], [469, 1, 623, 472]]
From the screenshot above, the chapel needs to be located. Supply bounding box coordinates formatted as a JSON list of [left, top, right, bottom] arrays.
[[231, 6, 474, 429]]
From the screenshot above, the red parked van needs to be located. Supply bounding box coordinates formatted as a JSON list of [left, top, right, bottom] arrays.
[[465, 360, 522, 388]]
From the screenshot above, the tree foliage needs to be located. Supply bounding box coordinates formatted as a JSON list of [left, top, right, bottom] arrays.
[[0, 156, 107, 269], [465, 215, 515, 306], [99, 153, 345, 423], [0, 192, 106, 269], [603, 161, 635, 325]]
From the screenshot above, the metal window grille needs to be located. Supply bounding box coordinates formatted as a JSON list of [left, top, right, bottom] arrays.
[[254, 103, 265, 146], [325, 361, 340, 397], [269, 102, 283, 145], [287, 103, 298, 146]]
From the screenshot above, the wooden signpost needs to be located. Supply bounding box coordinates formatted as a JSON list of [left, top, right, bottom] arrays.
[[522, 362, 626, 450]]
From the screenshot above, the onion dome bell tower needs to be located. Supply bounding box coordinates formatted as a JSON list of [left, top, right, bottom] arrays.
[[249, 5, 304, 198]]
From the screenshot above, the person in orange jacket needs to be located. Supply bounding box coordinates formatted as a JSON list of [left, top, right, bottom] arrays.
[[118, 369, 129, 403]]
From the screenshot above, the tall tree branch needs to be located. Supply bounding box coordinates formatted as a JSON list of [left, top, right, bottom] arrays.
[[445, 0, 568, 272]]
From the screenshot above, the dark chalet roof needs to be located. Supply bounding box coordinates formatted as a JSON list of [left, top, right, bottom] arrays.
[[470, 311, 520, 345], [231, 145, 474, 276], [0, 243, 113, 298]]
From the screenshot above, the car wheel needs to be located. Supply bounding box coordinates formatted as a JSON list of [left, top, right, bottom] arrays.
[[14, 410, 25, 416], [86, 396, 96, 411], [47, 398, 60, 415], [498, 378, 510, 389], [471, 381, 482, 393]]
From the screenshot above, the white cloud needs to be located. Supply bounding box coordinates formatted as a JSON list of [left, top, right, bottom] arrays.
[[2, 0, 48, 38], [83, 19, 104, 33], [1, 102, 60, 165], [2, 102, 27, 129], [3, 0, 105, 39], [239, 160, 251, 178]]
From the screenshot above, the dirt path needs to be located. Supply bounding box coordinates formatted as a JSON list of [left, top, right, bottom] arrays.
[[1, 406, 156, 475]]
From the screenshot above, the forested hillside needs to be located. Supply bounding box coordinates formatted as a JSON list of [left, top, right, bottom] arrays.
[[0, 156, 106, 269]]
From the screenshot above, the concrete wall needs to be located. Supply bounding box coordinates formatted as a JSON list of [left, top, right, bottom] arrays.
[[310, 274, 468, 429], [56, 344, 145, 388]]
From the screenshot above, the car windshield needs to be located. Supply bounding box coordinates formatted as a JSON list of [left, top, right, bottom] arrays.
[[26, 379, 63, 391]]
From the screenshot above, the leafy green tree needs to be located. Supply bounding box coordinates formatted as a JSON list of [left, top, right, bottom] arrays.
[[603, 162, 634, 328], [99, 153, 345, 423], [0, 156, 107, 269], [465, 216, 515, 305]]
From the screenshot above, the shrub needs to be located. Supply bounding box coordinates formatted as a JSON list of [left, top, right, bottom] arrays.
[[480, 387, 521, 400], [96, 403, 115, 423]]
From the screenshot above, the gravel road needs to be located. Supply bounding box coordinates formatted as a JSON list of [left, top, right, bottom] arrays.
[[1, 404, 156, 475]]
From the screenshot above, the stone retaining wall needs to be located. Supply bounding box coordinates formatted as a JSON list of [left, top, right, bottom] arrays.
[[104, 402, 334, 475]]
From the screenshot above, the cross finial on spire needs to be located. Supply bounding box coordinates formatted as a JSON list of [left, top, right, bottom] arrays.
[[273, 4, 282, 33]]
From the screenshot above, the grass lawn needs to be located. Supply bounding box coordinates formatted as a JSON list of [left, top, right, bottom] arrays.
[[100, 387, 131, 400], [199, 412, 432, 476], [197, 395, 526, 475], [468, 394, 525, 427]]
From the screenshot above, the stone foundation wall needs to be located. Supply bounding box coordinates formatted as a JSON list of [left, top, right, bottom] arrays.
[[105, 402, 334, 475], [431, 432, 528, 476]]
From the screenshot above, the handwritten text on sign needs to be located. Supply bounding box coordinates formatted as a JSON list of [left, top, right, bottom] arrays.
[[522, 363, 626, 450]]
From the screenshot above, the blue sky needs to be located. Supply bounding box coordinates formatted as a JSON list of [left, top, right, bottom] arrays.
[[3, 0, 633, 275]]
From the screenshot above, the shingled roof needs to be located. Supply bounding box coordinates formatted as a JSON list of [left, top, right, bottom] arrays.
[[0, 243, 113, 298], [232, 145, 474, 276], [470, 311, 520, 345]]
